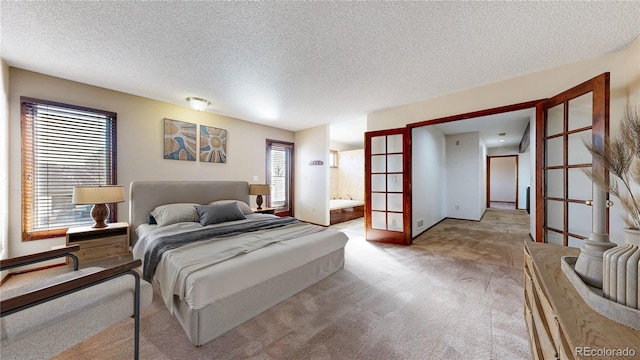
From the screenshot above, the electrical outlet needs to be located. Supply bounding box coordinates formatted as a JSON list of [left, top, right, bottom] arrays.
[[252, 176, 259, 182], [455, 204, 460, 210]]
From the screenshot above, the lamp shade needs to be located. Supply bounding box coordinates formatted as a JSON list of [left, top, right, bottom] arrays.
[[186, 97, 210, 111], [249, 184, 271, 196], [72, 186, 125, 205]]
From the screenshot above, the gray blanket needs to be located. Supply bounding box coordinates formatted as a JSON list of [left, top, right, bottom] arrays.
[[143, 217, 299, 281]]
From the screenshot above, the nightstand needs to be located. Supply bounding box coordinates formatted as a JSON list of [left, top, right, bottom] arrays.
[[66, 222, 130, 263], [252, 207, 275, 214]]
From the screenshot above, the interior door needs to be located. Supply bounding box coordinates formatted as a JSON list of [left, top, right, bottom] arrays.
[[365, 128, 411, 245], [536, 73, 610, 246]]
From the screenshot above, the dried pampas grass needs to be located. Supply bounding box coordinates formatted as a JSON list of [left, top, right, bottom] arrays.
[[583, 108, 640, 229]]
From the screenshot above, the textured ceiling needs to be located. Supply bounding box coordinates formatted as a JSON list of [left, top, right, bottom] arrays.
[[2, 2, 639, 147], [434, 109, 532, 149]]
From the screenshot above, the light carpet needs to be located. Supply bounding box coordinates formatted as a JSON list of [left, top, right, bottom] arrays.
[[53, 209, 531, 359]]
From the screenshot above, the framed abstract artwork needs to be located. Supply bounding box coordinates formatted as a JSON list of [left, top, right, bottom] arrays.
[[200, 125, 227, 163], [164, 118, 196, 161]]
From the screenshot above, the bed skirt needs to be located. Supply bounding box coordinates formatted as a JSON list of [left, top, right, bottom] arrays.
[[172, 248, 345, 346]]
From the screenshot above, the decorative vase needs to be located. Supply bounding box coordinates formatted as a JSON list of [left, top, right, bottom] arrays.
[[602, 228, 640, 309]]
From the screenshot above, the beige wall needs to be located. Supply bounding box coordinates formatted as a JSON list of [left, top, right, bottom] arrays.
[[330, 167, 339, 200], [294, 125, 330, 225], [625, 35, 640, 110], [445, 132, 483, 220], [330, 141, 360, 152], [336, 149, 364, 201], [411, 125, 446, 236], [7, 68, 294, 258], [1, 60, 9, 271], [368, 46, 632, 132]]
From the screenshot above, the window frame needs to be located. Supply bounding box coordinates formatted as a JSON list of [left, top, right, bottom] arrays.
[[21, 97, 118, 241], [329, 150, 338, 168], [265, 139, 294, 216]]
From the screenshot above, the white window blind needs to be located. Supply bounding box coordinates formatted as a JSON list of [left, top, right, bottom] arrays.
[[21, 98, 117, 240]]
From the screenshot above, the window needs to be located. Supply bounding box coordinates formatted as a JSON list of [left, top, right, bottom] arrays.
[[266, 139, 294, 216], [329, 150, 338, 168], [21, 98, 117, 241]]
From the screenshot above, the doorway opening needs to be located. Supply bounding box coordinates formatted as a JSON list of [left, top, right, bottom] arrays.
[[487, 155, 519, 210], [405, 101, 537, 242]]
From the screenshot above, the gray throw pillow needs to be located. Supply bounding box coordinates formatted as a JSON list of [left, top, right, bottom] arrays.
[[195, 202, 246, 226], [208, 200, 254, 215], [151, 203, 200, 227]]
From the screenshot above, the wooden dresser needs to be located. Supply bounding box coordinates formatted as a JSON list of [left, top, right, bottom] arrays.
[[524, 241, 640, 360]]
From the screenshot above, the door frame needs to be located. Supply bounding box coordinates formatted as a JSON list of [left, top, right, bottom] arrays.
[[486, 155, 519, 209], [406, 100, 541, 239]]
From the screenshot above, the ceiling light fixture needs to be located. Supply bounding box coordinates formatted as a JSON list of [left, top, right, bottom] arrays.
[[186, 97, 210, 111]]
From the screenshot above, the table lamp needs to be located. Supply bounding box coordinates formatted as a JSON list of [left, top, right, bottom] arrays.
[[72, 185, 125, 228], [249, 184, 271, 210]]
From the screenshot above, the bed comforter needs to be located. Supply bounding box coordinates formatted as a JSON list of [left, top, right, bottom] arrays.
[[133, 215, 341, 313]]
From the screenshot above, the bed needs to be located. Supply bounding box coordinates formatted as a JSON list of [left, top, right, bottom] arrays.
[[330, 199, 365, 225], [129, 181, 349, 346]]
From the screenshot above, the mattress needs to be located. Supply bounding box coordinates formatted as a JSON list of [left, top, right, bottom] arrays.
[[133, 214, 349, 310]]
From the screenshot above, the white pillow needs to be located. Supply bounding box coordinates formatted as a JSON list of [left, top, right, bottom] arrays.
[[150, 203, 200, 227], [208, 200, 253, 215]]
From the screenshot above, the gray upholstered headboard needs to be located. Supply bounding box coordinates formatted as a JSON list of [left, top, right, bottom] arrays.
[[129, 181, 250, 244]]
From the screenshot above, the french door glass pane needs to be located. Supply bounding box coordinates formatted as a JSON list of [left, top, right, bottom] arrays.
[[546, 104, 564, 136], [371, 136, 386, 154], [372, 211, 386, 230], [371, 174, 386, 192], [545, 137, 563, 167], [568, 202, 592, 238], [387, 154, 403, 172], [568, 92, 593, 131], [387, 174, 402, 192], [567, 130, 592, 165], [371, 193, 386, 211], [546, 199, 564, 230], [387, 134, 403, 153], [387, 212, 403, 232], [567, 168, 592, 200], [545, 169, 564, 198], [568, 236, 584, 249], [546, 230, 564, 245], [371, 155, 386, 173], [388, 193, 403, 212]]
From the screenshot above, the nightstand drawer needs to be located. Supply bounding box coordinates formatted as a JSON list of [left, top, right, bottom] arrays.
[[75, 236, 128, 261]]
